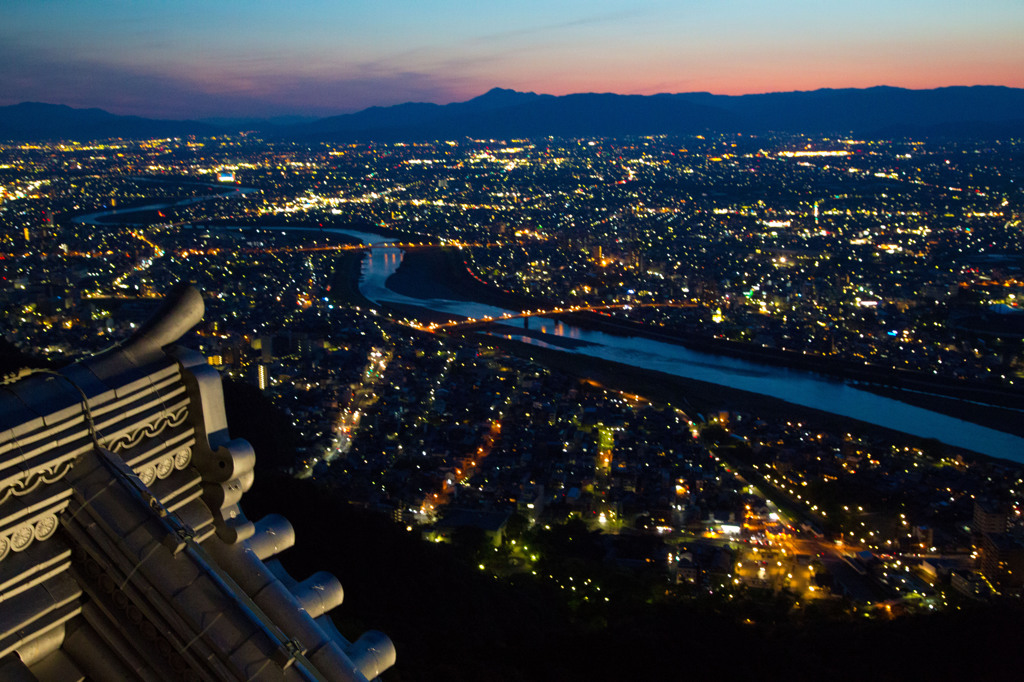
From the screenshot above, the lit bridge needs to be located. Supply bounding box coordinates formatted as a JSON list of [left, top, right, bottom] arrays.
[[410, 301, 699, 333], [172, 240, 504, 258]]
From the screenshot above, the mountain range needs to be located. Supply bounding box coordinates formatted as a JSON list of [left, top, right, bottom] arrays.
[[0, 103, 219, 142], [2, 86, 1023, 142]]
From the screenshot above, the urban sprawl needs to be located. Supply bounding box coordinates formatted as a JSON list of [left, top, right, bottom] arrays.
[[3, 133, 1024, 618]]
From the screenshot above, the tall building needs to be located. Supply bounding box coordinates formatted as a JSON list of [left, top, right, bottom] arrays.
[[0, 285, 395, 680], [979, 532, 1024, 595], [973, 500, 1009, 535], [257, 362, 270, 391]]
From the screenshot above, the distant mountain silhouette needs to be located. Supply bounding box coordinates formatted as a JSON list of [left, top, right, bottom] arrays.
[[0, 102, 218, 141], [296, 88, 738, 141], [3, 86, 1023, 142], [691, 86, 1024, 134], [293, 86, 1024, 141]]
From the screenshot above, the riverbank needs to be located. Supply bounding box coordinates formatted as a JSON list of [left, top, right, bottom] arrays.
[[329, 251, 376, 309], [462, 329, 1010, 462], [385, 247, 548, 311], [553, 311, 1024, 439], [563, 310, 1024, 411]]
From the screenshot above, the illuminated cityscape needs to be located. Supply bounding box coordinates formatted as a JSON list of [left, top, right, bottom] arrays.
[[3, 128, 1024, 676], [4, 0, 1024, 673]]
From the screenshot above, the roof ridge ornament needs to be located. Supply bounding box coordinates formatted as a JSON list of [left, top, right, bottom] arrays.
[[120, 283, 204, 366]]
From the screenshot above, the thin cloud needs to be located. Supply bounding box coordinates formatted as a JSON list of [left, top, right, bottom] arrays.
[[0, 42, 474, 118], [468, 7, 651, 44]]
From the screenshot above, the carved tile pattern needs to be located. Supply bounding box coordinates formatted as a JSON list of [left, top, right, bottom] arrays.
[[106, 405, 189, 454], [138, 467, 156, 486], [173, 448, 192, 470], [155, 457, 174, 479], [0, 458, 76, 506], [0, 514, 60, 562]]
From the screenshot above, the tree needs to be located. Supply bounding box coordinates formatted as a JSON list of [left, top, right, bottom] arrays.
[[504, 512, 530, 542]]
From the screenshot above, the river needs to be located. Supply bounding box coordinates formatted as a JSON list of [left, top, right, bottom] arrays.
[[74, 178, 256, 226], [81, 203, 1024, 463], [323, 228, 1024, 463]]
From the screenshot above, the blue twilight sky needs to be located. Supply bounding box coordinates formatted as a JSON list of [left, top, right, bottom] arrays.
[[1, 0, 1021, 119]]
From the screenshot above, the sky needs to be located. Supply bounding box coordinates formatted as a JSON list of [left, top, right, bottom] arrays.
[[2, 0, 1022, 120]]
